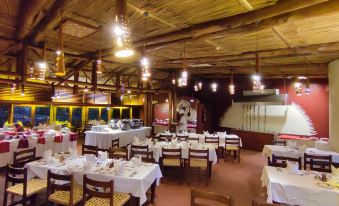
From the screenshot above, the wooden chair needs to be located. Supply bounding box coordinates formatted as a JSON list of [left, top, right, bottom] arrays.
[[82, 175, 130, 206], [187, 137, 200, 143], [205, 136, 223, 160], [131, 150, 154, 162], [191, 188, 232, 206], [177, 135, 188, 141], [225, 137, 240, 163], [272, 140, 287, 146], [161, 148, 184, 183], [109, 147, 129, 160], [13, 147, 38, 167], [82, 144, 98, 156], [3, 165, 47, 206], [271, 154, 302, 170], [112, 138, 120, 149], [304, 153, 332, 172], [188, 148, 210, 186], [159, 134, 172, 142], [131, 144, 148, 153], [47, 170, 83, 206]]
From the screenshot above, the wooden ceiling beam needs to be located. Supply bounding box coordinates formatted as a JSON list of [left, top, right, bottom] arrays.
[[56, 60, 91, 86]]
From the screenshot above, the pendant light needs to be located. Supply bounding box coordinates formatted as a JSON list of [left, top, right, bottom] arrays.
[[113, 0, 134, 58], [141, 12, 151, 81], [20, 84, 25, 96], [55, 10, 65, 76], [180, 41, 188, 87], [198, 81, 203, 90], [96, 26, 103, 74], [252, 21, 264, 92], [211, 82, 218, 92], [304, 61, 311, 95], [30, 31, 48, 80], [229, 69, 235, 95], [294, 78, 302, 96]]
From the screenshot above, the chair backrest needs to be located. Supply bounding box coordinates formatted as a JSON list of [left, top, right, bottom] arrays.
[[225, 137, 240, 146], [47, 170, 76, 205], [112, 138, 119, 149], [131, 144, 148, 153], [205, 136, 220, 147], [189, 148, 209, 160], [109, 148, 128, 160], [82, 144, 98, 156], [83, 175, 114, 206], [272, 140, 286, 146], [13, 147, 37, 167], [159, 135, 172, 142], [162, 148, 182, 159], [187, 137, 199, 143], [271, 154, 302, 170], [177, 135, 188, 141], [131, 150, 154, 163], [304, 153, 332, 172], [5, 165, 28, 197], [191, 188, 232, 206]]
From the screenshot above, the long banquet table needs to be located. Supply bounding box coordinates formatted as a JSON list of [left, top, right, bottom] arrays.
[[261, 166, 339, 206], [85, 127, 152, 149], [26, 156, 162, 205]]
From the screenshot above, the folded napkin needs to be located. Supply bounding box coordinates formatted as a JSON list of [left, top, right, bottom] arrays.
[[287, 141, 297, 149], [164, 130, 170, 134], [203, 131, 209, 136], [43, 150, 53, 162], [85, 155, 97, 165], [68, 147, 78, 158], [98, 151, 108, 161], [115, 161, 127, 176], [287, 161, 300, 174]]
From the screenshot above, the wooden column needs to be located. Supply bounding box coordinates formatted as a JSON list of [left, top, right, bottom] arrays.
[[91, 61, 97, 91], [143, 93, 153, 127], [73, 68, 79, 94], [168, 91, 173, 131]]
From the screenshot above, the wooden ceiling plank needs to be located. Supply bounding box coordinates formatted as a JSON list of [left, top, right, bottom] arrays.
[[237, 0, 254, 11]]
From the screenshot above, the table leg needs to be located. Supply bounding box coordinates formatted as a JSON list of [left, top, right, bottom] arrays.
[[151, 179, 156, 203]]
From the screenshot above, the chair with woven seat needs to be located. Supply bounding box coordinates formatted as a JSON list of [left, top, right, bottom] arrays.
[[270, 154, 302, 170], [47, 170, 83, 206], [82, 175, 130, 206], [225, 137, 240, 163], [82, 144, 98, 157], [112, 138, 120, 149], [304, 153, 332, 172], [109, 148, 129, 160], [3, 165, 47, 206], [131, 144, 148, 157], [191, 188, 232, 206], [188, 148, 210, 186], [205, 136, 222, 160], [161, 148, 183, 183], [13, 147, 39, 167]]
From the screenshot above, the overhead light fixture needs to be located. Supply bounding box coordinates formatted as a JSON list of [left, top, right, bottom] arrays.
[[294, 78, 302, 96], [172, 78, 176, 85], [180, 41, 188, 87], [55, 11, 65, 76], [97, 26, 103, 74], [165, 98, 168, 103], [211, 82, 218, 92], [11, 84, 16, 94], [20, 84, 25, 96], [83, 86, 89, 93], [30, 32, 48, 80], [305, 78, 311, 95], [141, 12, 151, 81], [194, 83, 199, 92], [252, 21, 264, 92], [229, 69, 235, 95], [113, 0, 134, 58], [198, 81, 203, 90]]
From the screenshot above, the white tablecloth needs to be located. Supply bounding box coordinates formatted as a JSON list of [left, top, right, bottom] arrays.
[[261, 166, 339, 206], [0, 134, 76, 167], [85, 127, 152, 149], [129, 141, 218, 164], [26, 157, 162, 205], [306, 148, 339, 163]]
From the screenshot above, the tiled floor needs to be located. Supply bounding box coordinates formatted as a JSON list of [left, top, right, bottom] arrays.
[[0, 139, 267, 206]]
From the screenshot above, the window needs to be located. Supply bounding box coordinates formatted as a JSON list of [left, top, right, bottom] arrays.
[[88, 108, 99, 120], [0, 105, 9, 127], [14, 106, 31, 127], [56, 107, 70, 121], [101, 108, 108, 122], [72, 107, 82, 128], [34, 106, 50, 125], [112, 108, 120, 119], [121, 108, 130, 119], [132, 107, 141, 119]]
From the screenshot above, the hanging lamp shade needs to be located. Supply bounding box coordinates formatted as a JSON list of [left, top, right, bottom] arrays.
[[55, 18, 65, 76], [229, 70, 235, 95], [305, 78, 311, 94], [30, 39, 48, 80], [141, 12, 151, 81], [97, 26, 103, 74], [114, 0, 134, 58]]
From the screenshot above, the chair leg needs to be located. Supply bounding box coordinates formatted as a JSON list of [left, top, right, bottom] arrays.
[[238, 149, 241, 163], [3, 191, 8, 206]]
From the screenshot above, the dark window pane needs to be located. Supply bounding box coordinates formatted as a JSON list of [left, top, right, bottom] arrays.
[[72, 108, 82, 128], [112, 108, 120, 119], [56, 107, 70, 122], [101, 108, 108, 122], [0, 105, 9, 127], [88, 108, 99, 120], [121, 108, 130, 119], [34, 107, 50, 125], [14, 106, 31, 126], [132, 107, 140, 119]]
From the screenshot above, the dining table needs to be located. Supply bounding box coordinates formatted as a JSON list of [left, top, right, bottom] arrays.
[[26, 154, 163, 205], [261, 166, 339, 206]]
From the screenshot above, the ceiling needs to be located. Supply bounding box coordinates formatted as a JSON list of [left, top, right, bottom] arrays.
[[0, 0, 338, 92]]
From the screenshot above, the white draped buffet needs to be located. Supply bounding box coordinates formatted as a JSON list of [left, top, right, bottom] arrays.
[[26, 157, 162, 205], [0, 133, 76, 167], [85, 127, 152, 149], [261, 166, 339, 206]]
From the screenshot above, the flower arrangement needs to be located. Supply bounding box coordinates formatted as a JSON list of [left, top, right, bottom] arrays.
[[54, 120, 72, 128], [14, 121, 24, 132]]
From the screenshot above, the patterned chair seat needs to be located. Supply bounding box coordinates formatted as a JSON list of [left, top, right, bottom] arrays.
[[6, 178, 47, 196], [226, 145, 239, 150], [163, 158, 181, 167], [85, 192, 130, 206], [190, 159, 208, 168], [113, 151, 127, 156], [48, 184, 83, 205]]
